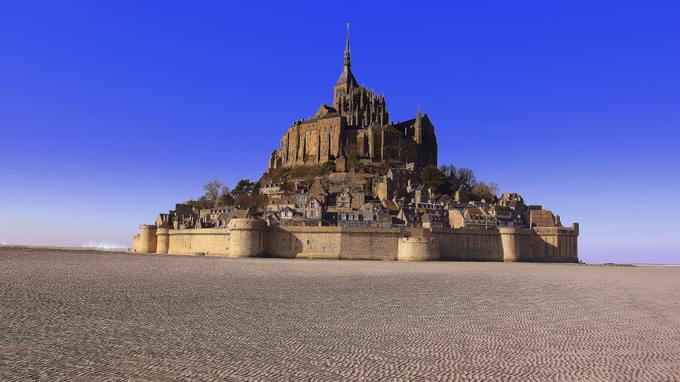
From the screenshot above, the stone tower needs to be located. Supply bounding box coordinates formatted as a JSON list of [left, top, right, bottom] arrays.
[[333, 24, 359, 108], [267, 26, 437, 172]]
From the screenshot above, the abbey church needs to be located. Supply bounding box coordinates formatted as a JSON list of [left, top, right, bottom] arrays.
[[132, 28, 579, 263], [268, 30, 437, 172]]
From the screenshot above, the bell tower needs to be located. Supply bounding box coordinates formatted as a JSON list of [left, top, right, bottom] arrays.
[[333, 23, 358, 108]]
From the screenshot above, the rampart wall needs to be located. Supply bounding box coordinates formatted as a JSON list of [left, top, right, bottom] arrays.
[[131, 219, 579, 262], [166, 228, 231, 256], [264, 226, 403, 260]]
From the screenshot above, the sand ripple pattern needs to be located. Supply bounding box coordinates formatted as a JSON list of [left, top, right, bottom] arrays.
[[1, 250, 679, 381]]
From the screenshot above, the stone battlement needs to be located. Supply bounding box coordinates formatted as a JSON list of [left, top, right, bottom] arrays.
[[131, 218, 578, 262]]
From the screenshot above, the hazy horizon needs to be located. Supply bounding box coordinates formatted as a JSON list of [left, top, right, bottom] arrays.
[[1, 1, 679, 264]]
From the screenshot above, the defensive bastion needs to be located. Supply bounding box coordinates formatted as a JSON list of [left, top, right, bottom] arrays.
[[132, 218, 579, 262]]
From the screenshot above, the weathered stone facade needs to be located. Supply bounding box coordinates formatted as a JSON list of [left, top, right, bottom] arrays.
[[131, 219, 579, 262], [268, 31, 437, 172]]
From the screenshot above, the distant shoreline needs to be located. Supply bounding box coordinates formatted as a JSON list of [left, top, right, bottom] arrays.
[[0, 244, 130, 255], [1, 245, 678, 266]]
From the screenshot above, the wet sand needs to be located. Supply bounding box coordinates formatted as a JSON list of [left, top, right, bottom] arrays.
[[1, 249, 679, 381]]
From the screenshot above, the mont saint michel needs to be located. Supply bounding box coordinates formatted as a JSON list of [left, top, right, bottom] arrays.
[[4, 4, 680, 380], [131, 30, 579, 262]]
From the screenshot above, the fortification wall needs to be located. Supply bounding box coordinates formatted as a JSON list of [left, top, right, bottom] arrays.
[[131, 234, 140, 252], [435, 228, 504, 261], [434, 226, 579, 262], [228, 219, 266, 257], [266, 226, 343, 259], [265, 226, 401, 260], [167, 228, 231, 256], [397, 236, 440, 261], [338, 228, 402, 260], [132, 225, 157, 254], [527, 224, 579, 263], [156, 228, 169, 254], [131, 221, 579, 262]]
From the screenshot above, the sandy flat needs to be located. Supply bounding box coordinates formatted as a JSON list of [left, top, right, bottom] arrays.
[[0, 249, 679, 381]]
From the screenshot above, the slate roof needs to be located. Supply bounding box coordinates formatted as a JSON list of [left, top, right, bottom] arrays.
[[336, 67, 358, 88]]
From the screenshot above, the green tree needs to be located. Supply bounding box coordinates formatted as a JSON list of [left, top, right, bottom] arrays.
[[186, 179, 237, 209], [219, 186, 235, 206], [471, 182, 499, 203], [439, 164, 457, 178], [233, 179, 256, 196], [236, 193, 268, 212], [456, 168, 476, 188], [436, 164, 477, 195], [419, 165, 447, 194]]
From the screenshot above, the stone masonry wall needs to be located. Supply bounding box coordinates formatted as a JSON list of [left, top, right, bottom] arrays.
[[167, 228, 231, 256], [132, 220, 578, 262], [434, 228, 505, 261]]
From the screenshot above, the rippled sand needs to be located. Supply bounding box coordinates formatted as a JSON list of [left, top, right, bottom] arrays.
[[1, 249, 679, 381]]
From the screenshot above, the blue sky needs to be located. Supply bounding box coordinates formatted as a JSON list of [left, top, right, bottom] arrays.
[[1, 1, 678, 263]]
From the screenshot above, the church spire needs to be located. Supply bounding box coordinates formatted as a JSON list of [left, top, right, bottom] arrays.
[[344, 23, 351, 69], [334, 23, 358, 106]]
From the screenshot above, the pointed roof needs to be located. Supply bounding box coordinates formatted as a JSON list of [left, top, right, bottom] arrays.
[[336, 23, 358, 88]]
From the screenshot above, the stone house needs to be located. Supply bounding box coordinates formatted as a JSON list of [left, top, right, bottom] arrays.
[[294, 190, 309, 207], [465, 207, 496, 229], [304, 197, 324, 224], [260, 183, 283, 195], [490, 206, 514, 227], [338, 209, 392, 228], [449, 206, 496, 229], [215, 209, 249, 228], [265, 193, 297, 213], [397, 207, 420, 228], [375, 168, 416, 201], [279, 207, 305, 226], [337, 189, 352, 211], [448, 209, 465, 229], [381, 199, 400, 215], [422, 213, 445, 230], [529, 208, 561, 228]]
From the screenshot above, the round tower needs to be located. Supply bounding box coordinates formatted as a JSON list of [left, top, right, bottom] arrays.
[[499, 227, 524, 262], [397, 235, 440, 261], [138, 224, 158, 254], [155, 227, 169, 254], [228, 218, 267, 257]]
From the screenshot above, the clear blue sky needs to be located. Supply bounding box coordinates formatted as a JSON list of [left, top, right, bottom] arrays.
[[1, 1, 678, 263]]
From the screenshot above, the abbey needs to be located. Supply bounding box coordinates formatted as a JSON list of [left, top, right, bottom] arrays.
[[131, 28, 579, 263], [268, 31, 437, 172]]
